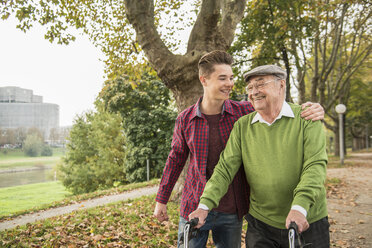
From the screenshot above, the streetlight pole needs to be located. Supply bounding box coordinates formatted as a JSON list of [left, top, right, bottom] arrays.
[[335, 104, 347, 165]]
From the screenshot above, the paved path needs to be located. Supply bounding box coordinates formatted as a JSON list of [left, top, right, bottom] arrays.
[[327, 152, 372, 247], [0, 185, 158, 231]]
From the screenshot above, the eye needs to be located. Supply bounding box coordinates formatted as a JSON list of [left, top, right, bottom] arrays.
[[256, 83, 265, 88]]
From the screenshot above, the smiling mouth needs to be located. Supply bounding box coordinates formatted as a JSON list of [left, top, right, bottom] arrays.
[[221, 89, 231, 94], [254, 96, 265, 101]]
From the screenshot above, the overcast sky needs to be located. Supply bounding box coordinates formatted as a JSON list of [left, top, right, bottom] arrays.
[[0, 17, 106, 127]]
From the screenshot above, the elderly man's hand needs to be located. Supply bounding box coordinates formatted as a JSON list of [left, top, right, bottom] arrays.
[[286, 210, 309, 233], [189, 208, 209, 229], [153, 202, 169, 222], [301, 102, 324, 121]]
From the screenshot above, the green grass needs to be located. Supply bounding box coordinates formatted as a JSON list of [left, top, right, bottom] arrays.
[[0, 181, 72, 217], [0, 148, 65, 159], [0, 157, 61, 169], [0, 148, 65, 170], [0, 179, 160, 220]]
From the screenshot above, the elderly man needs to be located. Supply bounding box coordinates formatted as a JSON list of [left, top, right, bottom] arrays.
[[189, 65, 330, 248]]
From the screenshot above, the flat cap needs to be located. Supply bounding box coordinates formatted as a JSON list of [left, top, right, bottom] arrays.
[[243, 65, 287, 82]]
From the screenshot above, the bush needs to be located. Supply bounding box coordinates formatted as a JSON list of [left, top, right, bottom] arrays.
[[23, 134, 43, 157], [41, 145, 53, 156], [59, 110, 127, 194], [100, 73, 177, 182]]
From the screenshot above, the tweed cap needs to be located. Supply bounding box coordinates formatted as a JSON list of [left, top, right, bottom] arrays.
[[243, 65, 287, 82]]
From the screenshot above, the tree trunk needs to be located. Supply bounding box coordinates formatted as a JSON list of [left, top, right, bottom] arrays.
[[334, 125, 340, 156], [170, 83, 203, 203], [281, 46, 292, 102]]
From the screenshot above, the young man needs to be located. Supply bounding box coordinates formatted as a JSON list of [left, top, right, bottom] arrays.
[[154, 51, 324, 248], [190, 65, 330, 248]]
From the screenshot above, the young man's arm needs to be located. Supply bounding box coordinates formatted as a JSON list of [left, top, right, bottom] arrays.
[[154, 116, 189, 222]]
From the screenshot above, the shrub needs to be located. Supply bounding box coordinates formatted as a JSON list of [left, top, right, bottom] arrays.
[[41, 145, 53, 156], [23, 134, 43, 157], [59, 110, 127, 194]]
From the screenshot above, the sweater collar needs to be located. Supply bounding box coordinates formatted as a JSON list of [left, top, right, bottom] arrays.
[[251, 101, 294, 126]]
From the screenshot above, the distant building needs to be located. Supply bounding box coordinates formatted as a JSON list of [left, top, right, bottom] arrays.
[[0, 86, 59, 139]]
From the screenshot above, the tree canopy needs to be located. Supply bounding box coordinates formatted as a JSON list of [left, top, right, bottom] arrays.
[[1, 0, 248, 111]]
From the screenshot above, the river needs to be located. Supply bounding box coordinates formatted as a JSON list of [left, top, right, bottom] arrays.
[[0, 167, 55, 188]]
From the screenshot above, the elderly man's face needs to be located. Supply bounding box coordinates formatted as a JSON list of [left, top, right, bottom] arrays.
[[246, 75, 284, 112]]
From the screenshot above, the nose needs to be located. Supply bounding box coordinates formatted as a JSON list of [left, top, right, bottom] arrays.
[[227, 78, 234, 87], [251, 85, 259, 94]]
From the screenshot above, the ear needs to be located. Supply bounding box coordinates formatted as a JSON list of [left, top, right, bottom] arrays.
[[280, 79, 286, 89], [200, 75, 207, 87]]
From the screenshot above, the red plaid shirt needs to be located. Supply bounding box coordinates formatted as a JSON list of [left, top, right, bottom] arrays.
[[156, 98, 255, 219]]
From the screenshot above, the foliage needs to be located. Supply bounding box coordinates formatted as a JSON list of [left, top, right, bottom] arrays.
[[99, 73, 177, 183], [231, 0, 317, 102], [345, 76, 372, 145], [40, 145, 53, 156], [58, 109, 127, 194], [23, 134, 43, 157], [231, 0, 372, 155], [0, 128, 28, 147], [0, 1, 197, 78]]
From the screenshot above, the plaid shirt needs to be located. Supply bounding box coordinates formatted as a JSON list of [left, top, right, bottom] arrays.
[[156, 98, 255, 219]]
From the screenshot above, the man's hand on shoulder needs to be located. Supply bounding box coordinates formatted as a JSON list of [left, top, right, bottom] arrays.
[[189, 208, 209, 229], [286, 209, 309, 233], [300, 102, 324, 121], [154, 202, 169, 222]]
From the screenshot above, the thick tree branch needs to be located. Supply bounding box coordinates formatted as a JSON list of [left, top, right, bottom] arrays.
[[187, 0, 222, 52], [124, 0, 175, 77], [219, 0, 246, 46]]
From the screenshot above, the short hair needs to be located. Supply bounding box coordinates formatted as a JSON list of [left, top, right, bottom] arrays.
[[198, 50, 234, 78]]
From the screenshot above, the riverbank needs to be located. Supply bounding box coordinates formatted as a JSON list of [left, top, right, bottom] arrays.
[[0, 149, 62, 188], [0, 164, 54, 174]]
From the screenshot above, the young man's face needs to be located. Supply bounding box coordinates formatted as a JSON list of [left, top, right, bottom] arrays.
[[200, 64, 234, 101], [247, 75, 284, 112]]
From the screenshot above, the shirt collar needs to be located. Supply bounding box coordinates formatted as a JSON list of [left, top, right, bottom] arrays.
[[191, 97, 235, 119], [251, 101, 294, 126]]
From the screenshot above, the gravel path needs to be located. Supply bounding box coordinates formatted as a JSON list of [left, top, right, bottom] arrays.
[[327, 152, 372, 247], [0, 185, 158, 231]]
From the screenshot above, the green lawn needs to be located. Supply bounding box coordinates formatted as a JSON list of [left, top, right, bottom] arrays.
[[0, 148, 65, 170], [0, 179, 160, 220], [0, 181, 72, 217], [0, 148, 65, 159]]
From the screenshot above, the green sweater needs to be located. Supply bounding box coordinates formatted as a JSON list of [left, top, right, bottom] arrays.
[[200, 103, 328, 229]]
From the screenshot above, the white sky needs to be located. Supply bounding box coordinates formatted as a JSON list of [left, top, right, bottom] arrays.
[[0, 18, 106, 127]]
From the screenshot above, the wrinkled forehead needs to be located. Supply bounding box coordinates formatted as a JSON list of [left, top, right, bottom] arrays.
[[247, 74, 275, 84]]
